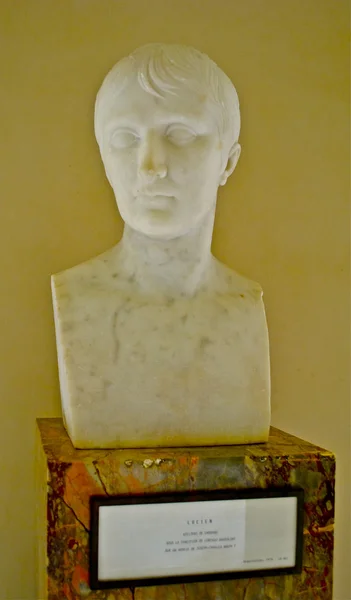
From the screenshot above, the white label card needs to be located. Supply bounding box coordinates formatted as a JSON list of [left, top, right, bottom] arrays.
[[96, 496, 298, 582]]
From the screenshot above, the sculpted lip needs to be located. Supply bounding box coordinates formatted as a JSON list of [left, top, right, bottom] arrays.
[[136, 193, 175, 209], [136, 191, 174, 198]]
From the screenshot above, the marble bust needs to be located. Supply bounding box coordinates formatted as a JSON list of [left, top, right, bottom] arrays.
[[52, 44, 270, 449]]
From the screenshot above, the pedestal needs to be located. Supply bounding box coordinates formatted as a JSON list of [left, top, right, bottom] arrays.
[[36, 419, 334, 600]]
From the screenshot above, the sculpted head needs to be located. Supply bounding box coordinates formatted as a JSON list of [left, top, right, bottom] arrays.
[[95, 43, 241, 240]]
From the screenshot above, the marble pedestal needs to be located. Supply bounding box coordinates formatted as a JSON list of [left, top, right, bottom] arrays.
[[36, 419, 335, 600]]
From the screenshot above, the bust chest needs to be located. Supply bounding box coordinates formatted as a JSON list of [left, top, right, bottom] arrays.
[[59, 289, 265, 384], [53, 278, 270, 447]]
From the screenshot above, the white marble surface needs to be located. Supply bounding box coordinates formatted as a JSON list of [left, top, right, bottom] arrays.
[[52, 44, 270, 448]]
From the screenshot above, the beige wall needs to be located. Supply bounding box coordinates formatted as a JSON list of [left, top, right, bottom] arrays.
[[0, 1, 349, 598]]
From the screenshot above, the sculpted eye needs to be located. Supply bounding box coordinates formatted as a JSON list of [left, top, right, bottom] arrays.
[[166, 125, 197, 146], [110, 129, 140, 149]]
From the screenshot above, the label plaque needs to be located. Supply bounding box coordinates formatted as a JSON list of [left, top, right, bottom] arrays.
[[90, 488, 304, 590]]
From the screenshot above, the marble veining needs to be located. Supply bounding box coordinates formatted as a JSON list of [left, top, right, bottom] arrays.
[[37, 419, 335, 599]]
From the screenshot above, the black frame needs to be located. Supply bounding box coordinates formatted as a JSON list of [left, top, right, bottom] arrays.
[[89, 487, 304, 590]]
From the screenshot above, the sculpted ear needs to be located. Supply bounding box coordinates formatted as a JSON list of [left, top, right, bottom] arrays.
[[219, 142, 241, 186]]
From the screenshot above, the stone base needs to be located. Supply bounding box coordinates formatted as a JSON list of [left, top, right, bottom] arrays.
[[36, 418, 334, 600]]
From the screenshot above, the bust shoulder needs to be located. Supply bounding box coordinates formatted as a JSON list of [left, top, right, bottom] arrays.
[[209, 256, 263, 302], [51, 246, 124, 298]]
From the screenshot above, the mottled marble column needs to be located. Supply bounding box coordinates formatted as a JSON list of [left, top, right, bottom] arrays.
[[36, 419, 334, 600]]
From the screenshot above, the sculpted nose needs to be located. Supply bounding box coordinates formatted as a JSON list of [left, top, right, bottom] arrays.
[[139, 130, 167, 180]]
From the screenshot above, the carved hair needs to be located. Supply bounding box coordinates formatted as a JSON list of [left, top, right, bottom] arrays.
[[95, 43, 240, 150]]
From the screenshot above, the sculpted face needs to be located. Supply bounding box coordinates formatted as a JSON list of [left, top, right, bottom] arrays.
[[96, 46, 241, 240]]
